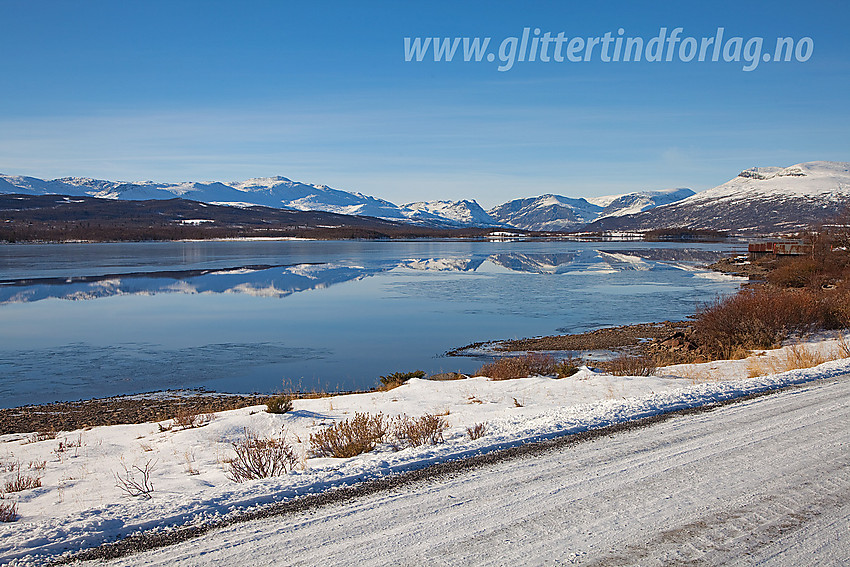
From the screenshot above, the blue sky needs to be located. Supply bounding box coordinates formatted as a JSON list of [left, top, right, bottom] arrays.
[[0, 0, 848, 207]]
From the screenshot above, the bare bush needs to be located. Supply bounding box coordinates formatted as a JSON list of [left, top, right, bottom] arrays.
[[225, 429, 299, 482], [692, 287, 824, 359], [172, 408, 213, 430], [4, 472, 42, 493], [466, 422, 487, 440], [0, 500, 17, 522], [265, 393, 294, 414], [393, 414, 449, 448], [476, 353, 557, 380], [309, 413, 389, 458], [599, 354, 657, 376], [114, 459, 156, 499]]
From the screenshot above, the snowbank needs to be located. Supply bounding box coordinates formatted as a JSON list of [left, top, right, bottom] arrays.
[[2, 337, 849, 565]]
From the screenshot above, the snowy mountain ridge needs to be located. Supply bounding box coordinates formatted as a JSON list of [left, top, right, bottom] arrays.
[[2, 161, 846, 233], [486, 188, 695, 231], [0, 173, 692, 230], [584, 161, 850, 235]]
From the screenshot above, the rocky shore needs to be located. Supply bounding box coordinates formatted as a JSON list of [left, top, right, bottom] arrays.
[[447, 321, 690, 357], [0, 392, 268, 436]]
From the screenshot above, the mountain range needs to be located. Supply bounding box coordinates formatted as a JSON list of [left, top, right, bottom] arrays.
[[584, 161, 850, 234], [1, 161, 848, 234]]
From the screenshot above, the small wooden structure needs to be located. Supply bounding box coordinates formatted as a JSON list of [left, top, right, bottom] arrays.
[[748, 240, 812, 257]]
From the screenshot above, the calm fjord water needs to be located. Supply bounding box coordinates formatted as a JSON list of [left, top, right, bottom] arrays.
[[0, 239, 745, 407]]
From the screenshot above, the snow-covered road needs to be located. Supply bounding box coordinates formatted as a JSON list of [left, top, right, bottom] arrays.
[[100, 375, 850, 566]]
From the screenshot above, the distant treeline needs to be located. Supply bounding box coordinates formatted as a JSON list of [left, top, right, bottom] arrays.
[[0, 222, 498, 243], [643, 228, 730, 241]]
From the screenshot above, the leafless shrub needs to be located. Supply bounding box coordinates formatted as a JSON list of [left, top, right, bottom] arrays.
[[309, 413, 389, 458], [692, 287, 823, 359], [599, 354, 657, 376], [4, 472, 42, 493], [476, 353, 558, 380], [0, 500, 17, 522], [172, 408, 214, 430], [466, 422, 488, 441], [114, 459, 156, 499], [393, 414, 449, 448], [225, 429, 299, 482]]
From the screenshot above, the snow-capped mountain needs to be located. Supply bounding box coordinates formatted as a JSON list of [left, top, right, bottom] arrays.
[[590, 188, 695, 218], [0, 174, 503, 227], [584, 161, 850, 234], [487, 195, 602, 232], [4, 163, 845, 234], [400, 199, 503, 227], [0, 172, 694, 231], [487, 189, 694, 231]]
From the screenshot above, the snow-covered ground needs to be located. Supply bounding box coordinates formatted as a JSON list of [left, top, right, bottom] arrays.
[[1, 336, 849, 565], [102, 371, 850, 567]]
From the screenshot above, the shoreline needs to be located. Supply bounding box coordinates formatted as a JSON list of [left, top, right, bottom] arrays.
[[2, 251, 744, 434], [1, 320, 696, 435]]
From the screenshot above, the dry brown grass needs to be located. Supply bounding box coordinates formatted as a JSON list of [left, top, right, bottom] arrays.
[[309, 413, 389, 458], [4, 472, 42, 493], [837, 333, 850, 358], [475, 353, 558, 380], [0, 500, 17, 522], [393, 414, 449, 448], [598, 354, 657, 376], [26, 430, 57, 444], [672, 366, 720, 384], [225, 429, 299, 482], [747, 344, 838, 378]]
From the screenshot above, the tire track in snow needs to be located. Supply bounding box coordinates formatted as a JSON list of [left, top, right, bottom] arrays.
[[81, 376, 850, 566]]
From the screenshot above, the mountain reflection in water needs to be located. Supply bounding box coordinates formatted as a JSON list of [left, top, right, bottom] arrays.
[[0, 248, 729, 305]]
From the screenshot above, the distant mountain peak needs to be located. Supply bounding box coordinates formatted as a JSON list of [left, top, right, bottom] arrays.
[[487, 188, 694, 231], [584, 161, 850, 235]]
